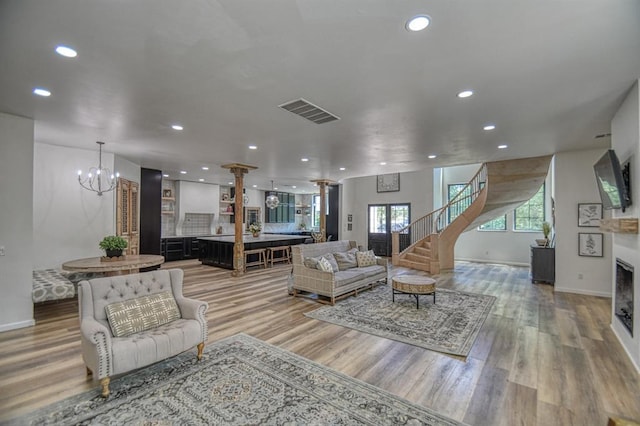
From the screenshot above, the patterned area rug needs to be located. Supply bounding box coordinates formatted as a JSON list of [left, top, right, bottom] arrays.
[[12, 334, 464, 425], [305, 284, 496, 356]]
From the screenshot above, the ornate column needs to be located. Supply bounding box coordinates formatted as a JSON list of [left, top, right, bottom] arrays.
[[222, 163, 257, 276], [310, 179, 334, 242]]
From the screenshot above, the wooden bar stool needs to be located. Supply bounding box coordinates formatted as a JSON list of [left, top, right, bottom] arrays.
[[244, 248, 267, 271], [267, 245, 291, 267]]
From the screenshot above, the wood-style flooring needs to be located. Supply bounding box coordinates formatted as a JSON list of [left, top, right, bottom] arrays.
[[1, 260, 639, 425]]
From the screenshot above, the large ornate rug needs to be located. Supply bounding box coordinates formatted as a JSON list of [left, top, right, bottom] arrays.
[[305, 284, 495, 356], [12, 333, 464, 425]]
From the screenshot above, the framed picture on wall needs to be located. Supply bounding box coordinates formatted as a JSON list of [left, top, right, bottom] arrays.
[[347, 223, 353, 231], [578, 203, 602, 227], [578, 233, 603, 257], [377, 173, 400, 192], [162, 189, 172, 198], [347, 214, 353, 223]]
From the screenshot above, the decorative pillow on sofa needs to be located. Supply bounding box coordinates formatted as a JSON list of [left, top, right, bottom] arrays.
[[333, 248, 358, 271], [356, 250, 377, 267], [322, 254, 340, 272], [317, 256, 334, 273], [304, 256, 321, 269], [105, 291, 181, 338]]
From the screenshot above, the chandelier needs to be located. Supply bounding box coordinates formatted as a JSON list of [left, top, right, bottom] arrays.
[[77, 141, 119, 196], [265, 180, 280, 209]]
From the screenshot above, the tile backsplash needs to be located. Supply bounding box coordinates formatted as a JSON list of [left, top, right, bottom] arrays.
[[182, 213, 214, 236]]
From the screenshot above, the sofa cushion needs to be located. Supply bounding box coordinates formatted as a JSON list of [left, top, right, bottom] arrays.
[[304, 256, 321, 269], [322, 254, 340, 272], [105, 291, 181, 337], [334, 270, 366, 288], [333, 248, 358, 271], [356, 250, 377, 267], [317, 256, 334, 272], [357, 264, 386, 278]]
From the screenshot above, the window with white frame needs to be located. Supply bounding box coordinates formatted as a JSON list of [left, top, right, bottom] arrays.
[[514, 184, 545, 231]]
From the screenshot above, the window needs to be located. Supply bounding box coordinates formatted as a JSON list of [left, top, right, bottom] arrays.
[[478, 215, 507, 231], [514, 184, 545, 231], [312, 195, 321, 228]]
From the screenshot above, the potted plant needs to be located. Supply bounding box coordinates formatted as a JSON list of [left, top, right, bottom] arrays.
[[536, 222, 552, 246], [248, 222, 262, 238], [99, 235, 128, 258]]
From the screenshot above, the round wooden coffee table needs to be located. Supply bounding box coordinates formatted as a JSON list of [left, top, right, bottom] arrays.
[[62, 254, 165, 276], [392, 275, 436, 309]]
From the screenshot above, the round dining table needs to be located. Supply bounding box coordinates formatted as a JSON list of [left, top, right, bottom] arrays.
[[62, 254, 165, 277]]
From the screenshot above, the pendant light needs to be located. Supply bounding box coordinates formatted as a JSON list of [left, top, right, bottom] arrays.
[[266, 180, 280, 209]]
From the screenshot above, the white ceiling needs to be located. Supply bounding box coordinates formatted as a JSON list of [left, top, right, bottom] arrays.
[[1, 1, 639, 193]]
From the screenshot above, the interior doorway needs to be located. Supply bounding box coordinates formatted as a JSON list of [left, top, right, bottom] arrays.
[[367, 203, 410, 256]]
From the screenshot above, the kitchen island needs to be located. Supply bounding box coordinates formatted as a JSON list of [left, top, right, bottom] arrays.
[[198, 234, 308, 269]]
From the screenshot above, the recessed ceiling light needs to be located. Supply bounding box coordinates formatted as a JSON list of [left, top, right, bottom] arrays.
[[428, 154, 437, 159], [33, 88, 51, 97], [380, 162, 387, 165], [457, 90, 473, 98], [55, 45, 77, 58], [201, 166, 209, 170], [248, 145, 257, 150], [252, 184, 257, 188], [406, 15, 431, 32], [339, 167, 346, 171], [292, 186, 297, 189], [301, 158, 309, 162], [163, 174, 169, 178], [498, 144, 508, 149], [198, 178, 204, 182], [228, 181, 233, 185], [274, 187, 278, 190], [483, 124, 496, 131], [180, 170, 187, 174], [171, 124, 183, 130]]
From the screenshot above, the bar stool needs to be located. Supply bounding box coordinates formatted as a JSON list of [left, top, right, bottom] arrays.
[[244, 248, 267, 272], [267, 245, 291, 267]]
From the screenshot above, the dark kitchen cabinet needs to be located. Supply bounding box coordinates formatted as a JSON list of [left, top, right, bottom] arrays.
[[530, 245, 555, 284], [161, 237, 201, 261]]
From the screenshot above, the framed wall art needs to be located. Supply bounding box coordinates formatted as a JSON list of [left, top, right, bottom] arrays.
[[578, 203, 602, 227], [377, 173, 400, 193], [162, 189, 172, 198], [578, 233, 603, 257]]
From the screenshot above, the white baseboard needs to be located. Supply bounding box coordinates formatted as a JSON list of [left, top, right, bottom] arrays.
[[455, 257, 529, 267], [611, 324, 640, 374], [553, 286, 611, 298], [0, 319, 35, 333]]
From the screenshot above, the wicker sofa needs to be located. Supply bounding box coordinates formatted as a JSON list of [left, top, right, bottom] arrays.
[[291, 240, 388, 304]]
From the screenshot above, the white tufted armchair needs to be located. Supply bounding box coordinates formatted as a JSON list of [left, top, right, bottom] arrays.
[[78, 268, 208, 397]]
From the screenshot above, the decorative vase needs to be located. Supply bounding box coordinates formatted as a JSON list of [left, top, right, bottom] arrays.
[[252, 232, 260, 238], [105, 249, 123, 258]]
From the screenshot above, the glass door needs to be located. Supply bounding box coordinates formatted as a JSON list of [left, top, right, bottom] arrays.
[[367, 203, 410, 256]]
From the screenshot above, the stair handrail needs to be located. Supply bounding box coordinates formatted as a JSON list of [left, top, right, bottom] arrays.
[[392, 163, 487, 256]]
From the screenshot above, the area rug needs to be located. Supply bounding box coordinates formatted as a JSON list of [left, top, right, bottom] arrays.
[[11, 333, 464, 425], [305, 284, 495, 356]]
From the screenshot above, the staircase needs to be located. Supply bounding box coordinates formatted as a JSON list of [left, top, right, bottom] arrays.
[[392, 155, 552, 274]]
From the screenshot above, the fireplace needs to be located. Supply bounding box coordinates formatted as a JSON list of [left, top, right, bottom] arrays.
[[615, 258, 634, 336]]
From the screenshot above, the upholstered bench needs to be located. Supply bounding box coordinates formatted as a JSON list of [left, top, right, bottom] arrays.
[[32, 269, 75, 303]]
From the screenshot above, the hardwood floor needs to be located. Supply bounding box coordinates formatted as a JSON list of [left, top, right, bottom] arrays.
[[1, 260, 639, 425]]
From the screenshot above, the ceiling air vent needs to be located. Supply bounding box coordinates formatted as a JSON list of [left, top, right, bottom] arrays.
[[279, 98, 340, 124]]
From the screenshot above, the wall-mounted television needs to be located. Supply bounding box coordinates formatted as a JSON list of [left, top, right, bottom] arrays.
[[593, 149, 632, 212]]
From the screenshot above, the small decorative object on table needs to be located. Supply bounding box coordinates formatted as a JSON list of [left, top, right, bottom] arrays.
[[536, 221, 552, 246], [99, 235, 128, 261], [249, 222, 262, 238]]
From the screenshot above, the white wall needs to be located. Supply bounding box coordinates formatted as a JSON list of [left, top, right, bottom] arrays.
[[554, 149, 612, 297], [175, 180, 219, 235], [114, 155, 140, 184], [341, 169, 434, 249], [610, 80, 640, 370], [33, 143, 116, 269], [442, 164, 546, 266], [0, 113, 34, 331]]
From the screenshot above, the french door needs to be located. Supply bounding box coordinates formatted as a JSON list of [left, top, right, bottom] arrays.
[[367, 203, 410, 256], [117, 178, 139, 255]]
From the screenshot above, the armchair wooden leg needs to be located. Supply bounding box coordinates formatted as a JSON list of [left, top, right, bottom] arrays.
[[86, 366, 93, 376], [197, 342, 204, 360], [100, 377, 110, 398]]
